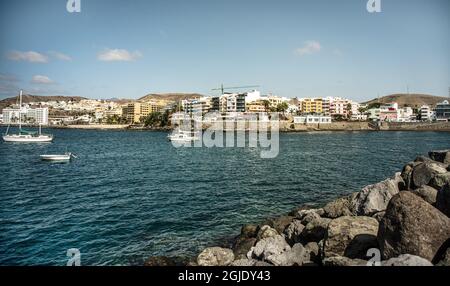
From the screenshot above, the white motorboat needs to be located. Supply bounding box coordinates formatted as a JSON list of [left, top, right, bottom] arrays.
[[2, 90, 53, 143], [40, 153, 77, 162], [167, 130, 200, 142]]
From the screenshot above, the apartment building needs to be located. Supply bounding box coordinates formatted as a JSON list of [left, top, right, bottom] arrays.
[[123, 102, 162, 123], [435, 100, 450, 122]]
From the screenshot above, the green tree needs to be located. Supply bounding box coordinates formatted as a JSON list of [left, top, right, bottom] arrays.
[[262, 100, 270, 113], [276, 102, 289, 113]]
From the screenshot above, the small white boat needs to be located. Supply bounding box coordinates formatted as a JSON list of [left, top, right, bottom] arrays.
[[168, 130, 200, 142], [40, 153, 77, 162]]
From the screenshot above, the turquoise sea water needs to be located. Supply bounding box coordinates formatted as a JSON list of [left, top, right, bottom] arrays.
[[0, 128, 449, 265]]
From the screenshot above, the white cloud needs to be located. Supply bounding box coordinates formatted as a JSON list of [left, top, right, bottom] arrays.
[[7, 50, 48, 63], [49, 51, 72, 61], [295, 41, 322, 56], [97, 49, 142, 62], [31, 75, 54, 84]]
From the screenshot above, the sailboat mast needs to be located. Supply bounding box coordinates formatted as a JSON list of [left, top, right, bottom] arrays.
[[19, 90, 22, 131]]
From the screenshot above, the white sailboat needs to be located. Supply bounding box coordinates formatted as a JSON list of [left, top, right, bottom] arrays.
[[2, 90, 53, 143]]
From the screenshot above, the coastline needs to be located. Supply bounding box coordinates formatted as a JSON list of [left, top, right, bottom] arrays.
[[144, 150, 450, 266], [9, 121, 449, 132]]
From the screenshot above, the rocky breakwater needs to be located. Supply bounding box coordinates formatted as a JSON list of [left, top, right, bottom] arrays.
[[145, 150, 450, 266]]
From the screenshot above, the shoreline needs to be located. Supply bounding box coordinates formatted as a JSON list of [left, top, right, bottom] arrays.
[[3, 121, 449, 132], [144, 150, 450, 266]]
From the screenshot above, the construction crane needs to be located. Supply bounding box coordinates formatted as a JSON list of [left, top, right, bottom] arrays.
[[212, 84, 260, 95]]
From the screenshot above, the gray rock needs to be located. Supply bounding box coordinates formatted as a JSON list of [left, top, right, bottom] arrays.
[[248, 234, 290, 261], [351, 173, 403, 216], [429, 150, 450, 164], [322, 256, 367, 266], [197, 247, 235, 266], [323, 216, 379, 259], [412, 162, 448, 188], [430, 172, 450, 191], [305, 242, 320, 263], [323, 196, 354, 219], [283, 219, 305, 245], [436, 183, 450, 217], [401, 163, 414, 190], [230, 259, 257, 266], [372, 211, 386, 223], [262, 216, 295, 234], [300, 211, 321, 225], [256, 225, 279, 241], [435, 246, 450, 266], [410, 185, 438, 205], [240, 224, 259, 238], [382, 254, 433, 266], [233, 237, 257, 260], [296, 208, 322, 222], [300, 217, 332, 243], [267, 243, 310, 266], [377, 191, 450, 261]]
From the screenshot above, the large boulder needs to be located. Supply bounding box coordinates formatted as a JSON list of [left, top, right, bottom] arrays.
[[197, 247, 235, 266], [382, 254, 433, 266], [377, 191, 450, 261], [351, 173, 403, 216], [256, 225, 279, 241], [323, 195, 355, 219], [401, 163, 415, 190], [266, 243, 310, 266], [436, 183, 450, 217], [323, 216, 379, 259], [299, 211, 321, 225], [300, 217, 332, 243], [295, 208, 324, 221], [283, 219, 305, 245], [322, 256, 367, 266], [232, 237, 257, 260], [410, 185, 438, 205], [411, 162, 447, 189], [247, 235, 290, 261], [262, 216, 295, 234], [304, 242, 320, 263], [240, 224, 259, 239], [430, 172, 450, 191], [429, 150, 450, 164]]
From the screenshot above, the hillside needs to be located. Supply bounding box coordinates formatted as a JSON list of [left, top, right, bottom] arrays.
[[139, 93, 205, 103], [363, 93, 448, 108], [0, 94, 86, 112]]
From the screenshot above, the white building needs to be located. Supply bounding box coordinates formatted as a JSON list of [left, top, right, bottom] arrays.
[[420, 105, 434, 121], [294, 115, 332, 124], [2, 107, 49, 125]]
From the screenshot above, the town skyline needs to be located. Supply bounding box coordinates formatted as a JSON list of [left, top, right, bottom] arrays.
[[0, 0, 449, 101]]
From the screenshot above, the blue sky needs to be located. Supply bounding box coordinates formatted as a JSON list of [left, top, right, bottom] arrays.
[[0, 0, 449, 101]]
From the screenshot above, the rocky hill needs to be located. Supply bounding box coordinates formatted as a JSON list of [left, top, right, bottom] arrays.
[[363, 93, 448, 108], [138, 93, 205, 103], [0, 94, 86, 112]]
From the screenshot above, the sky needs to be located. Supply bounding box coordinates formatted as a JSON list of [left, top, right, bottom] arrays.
[[0, 0, 449, 102]]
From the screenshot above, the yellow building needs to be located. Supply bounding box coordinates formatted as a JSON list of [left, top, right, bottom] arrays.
[[124, 101, 163, 123], [246, 100, 266, 113], [300, 98, 323, 114]]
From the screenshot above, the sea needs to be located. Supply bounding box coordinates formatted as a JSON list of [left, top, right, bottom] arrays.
[[0, 127, 449, 265]]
